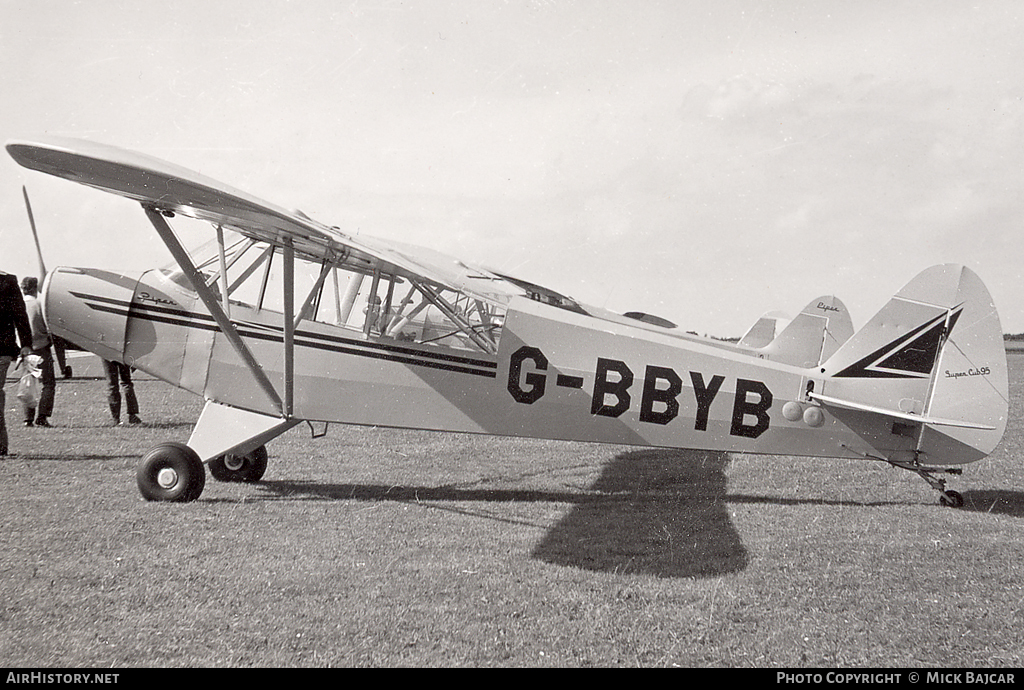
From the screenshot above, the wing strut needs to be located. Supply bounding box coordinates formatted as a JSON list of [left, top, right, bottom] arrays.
[[294, 259, 333, 327], [143, 206, 285, 416], [215, 224, 231, 318], [282, 238, 295, 418], [227, 243, 273, 296]]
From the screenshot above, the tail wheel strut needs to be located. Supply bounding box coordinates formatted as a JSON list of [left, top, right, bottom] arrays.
[[889, 458, 965, 508], [843, 445, 966, 509]]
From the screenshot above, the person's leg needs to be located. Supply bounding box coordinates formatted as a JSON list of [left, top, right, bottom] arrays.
[[120, 364, 141, 423], [0, 356, 11, 455], [104, 360, 121, 422], [34, 347, 56, 425]]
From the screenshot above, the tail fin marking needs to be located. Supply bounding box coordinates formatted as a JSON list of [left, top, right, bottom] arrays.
[[832, 306, 963, 379]]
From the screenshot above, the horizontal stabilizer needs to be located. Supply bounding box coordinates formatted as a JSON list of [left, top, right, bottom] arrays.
[[808, 392, 996, 430]]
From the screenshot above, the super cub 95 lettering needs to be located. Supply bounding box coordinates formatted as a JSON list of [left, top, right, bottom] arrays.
[[507, 345, 773, 439]]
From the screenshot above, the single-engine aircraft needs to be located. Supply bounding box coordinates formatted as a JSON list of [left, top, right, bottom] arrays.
[[5, 136, 1009, 508]]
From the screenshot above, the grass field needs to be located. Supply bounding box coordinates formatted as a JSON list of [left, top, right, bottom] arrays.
[[1, 356, 1022, 667]]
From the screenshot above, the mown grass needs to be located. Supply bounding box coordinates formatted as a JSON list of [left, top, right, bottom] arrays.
[[1, 356, 1022, 667]]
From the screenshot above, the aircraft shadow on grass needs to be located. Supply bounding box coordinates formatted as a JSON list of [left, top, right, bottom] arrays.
[[959, 490, 1024, 518], [256, 448, 749, 579], [249, 451, 1024, 578], [530, 449, 748, 578]]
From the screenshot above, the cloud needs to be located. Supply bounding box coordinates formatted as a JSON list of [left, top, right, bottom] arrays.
[[2, 2, 1022, 333]]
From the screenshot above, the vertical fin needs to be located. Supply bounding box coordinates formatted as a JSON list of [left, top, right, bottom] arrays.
[[754, 295, 853, 367], [819, 265, 1008, 465]]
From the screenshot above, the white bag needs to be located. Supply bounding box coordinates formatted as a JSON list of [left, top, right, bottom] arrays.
[[16, 372, 40, 407], [12, 354, 42, 407]]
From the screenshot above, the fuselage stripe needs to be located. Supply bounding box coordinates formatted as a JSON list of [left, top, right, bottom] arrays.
[[74, 293, 498, 378]]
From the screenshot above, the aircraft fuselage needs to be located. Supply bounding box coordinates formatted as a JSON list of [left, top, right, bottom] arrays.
[[42, 265, 914, 463]]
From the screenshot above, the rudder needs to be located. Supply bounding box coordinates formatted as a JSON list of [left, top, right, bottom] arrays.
[[917, 266, 1008, 463]]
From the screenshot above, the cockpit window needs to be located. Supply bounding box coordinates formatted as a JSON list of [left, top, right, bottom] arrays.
[[493, 273, 588, 315]]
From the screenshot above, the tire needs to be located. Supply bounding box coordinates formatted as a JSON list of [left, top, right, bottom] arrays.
[[136, 442, 206, 502], [940, 490, 964, 508], [208, 445, 268, 483]]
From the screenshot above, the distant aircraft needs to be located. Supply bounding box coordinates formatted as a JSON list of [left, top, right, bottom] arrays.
[[5, 136, 1009, 508], [738, 295, 854, 367]]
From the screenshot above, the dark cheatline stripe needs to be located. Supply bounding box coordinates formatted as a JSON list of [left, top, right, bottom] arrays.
[[74, 292, 497, 378]]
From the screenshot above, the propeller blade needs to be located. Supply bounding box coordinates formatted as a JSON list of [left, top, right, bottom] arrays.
[[22, 186, 71, 376], [22, 186, 47, 279]]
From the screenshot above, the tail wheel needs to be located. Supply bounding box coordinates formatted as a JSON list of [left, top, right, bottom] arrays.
[[208, 445, 268, 483], [940, 490, 964, 508], [137, 442, 205, 502]]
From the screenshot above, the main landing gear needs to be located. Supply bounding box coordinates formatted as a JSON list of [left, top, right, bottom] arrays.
[[208, 445, 268, 483], [136, 442, 206, 502], [136, 442, 269, 502]]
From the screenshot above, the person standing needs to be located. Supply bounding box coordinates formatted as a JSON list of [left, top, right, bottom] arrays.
[[20, 276, 56, 427], [0, 271, 32, 455], [104, 360, 142, 425]]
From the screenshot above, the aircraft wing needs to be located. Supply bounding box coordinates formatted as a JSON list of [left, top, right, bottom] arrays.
[[5, 136, 528, 308]]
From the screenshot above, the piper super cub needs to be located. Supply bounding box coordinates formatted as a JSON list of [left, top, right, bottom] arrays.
[[5, 136, 1009, 508]]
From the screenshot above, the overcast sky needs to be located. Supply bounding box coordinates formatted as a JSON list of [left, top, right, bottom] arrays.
[[1, 1, 1021, 336]]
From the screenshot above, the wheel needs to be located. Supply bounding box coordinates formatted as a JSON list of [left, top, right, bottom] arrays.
[[939, 490, 964, 508], [208, 445, 268, 483], [136, 442, 206, 502]]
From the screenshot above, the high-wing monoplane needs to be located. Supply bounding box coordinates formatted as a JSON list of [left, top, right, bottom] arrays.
[[5, 136, 1009, 507]]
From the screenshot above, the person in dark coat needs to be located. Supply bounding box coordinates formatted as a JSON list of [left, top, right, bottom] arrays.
[[0, 271, 33, 455]]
